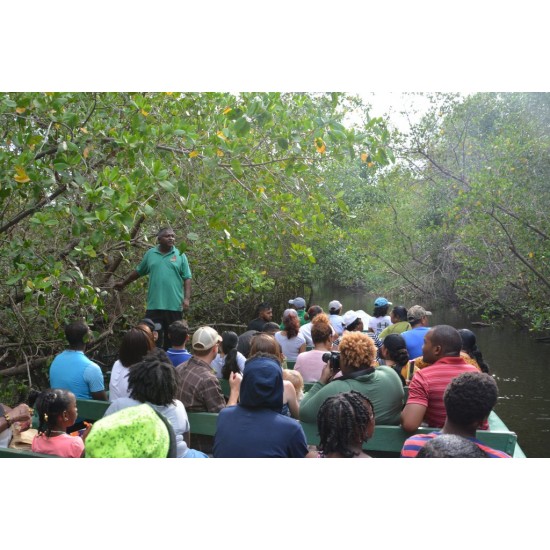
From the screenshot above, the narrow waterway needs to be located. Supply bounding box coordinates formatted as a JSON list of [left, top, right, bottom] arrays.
[[310, 283, 550, 457]]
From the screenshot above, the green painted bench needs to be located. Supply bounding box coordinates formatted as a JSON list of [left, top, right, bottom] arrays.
[[186, 410, 519, 456], [4, 401, 519, 457], [0, 446, 56, 458], [76, 398, 110, 421]]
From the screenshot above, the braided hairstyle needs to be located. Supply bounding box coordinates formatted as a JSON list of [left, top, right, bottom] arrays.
[[29, 388, 73, 436], [382, 333, 410, 384], [220, 331, 241, 380], [317, 391, 375, 458], [458, 329, 490, 373]]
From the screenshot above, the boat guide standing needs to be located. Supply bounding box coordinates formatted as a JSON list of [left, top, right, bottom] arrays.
[[114, 227, 192, 349]]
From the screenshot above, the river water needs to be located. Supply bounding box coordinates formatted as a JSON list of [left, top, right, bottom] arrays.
[[310, 283, 550, 457]]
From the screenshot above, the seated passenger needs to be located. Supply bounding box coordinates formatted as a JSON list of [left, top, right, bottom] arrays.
[[368, 297, 392, 336], [287, 297, 308, 326], [328, 299, 344, 336], [283, 369, 305, 402], [378, 306, 411, 340], [166, 320, 192, 367], [295, 313, 334, 383], [299, 331, 404, 426], [299, 305, 324, 347], [106, 349, 207, 458], [213, 352, 308, 458], [458, 328, 490, 373], [86, 403, 177, 458], [49, 320, 108, 401], [308, 391, 375, 458], [248, 333, 299, 419], [247, 302, 273, 332], [211, 331, 246, 379], [379, 333, 414, 386], [109, 326, 155, 401], [30, 389, 90, 458], [416, 434, 488, 458], [401, 305, 432, 360], [274, 309, 307, 361], [401, 371, 510, 458], [400, 325, 481, 432]]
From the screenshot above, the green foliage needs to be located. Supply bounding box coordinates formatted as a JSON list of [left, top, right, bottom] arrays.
[[356, 93, 550, 330], [0, 92, 392, 375]]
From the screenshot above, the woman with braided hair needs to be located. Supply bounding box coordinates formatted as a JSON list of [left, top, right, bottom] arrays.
[[458, 329, 490, 374], [309, 391, 375, 458], [380, 333, 415, 386]]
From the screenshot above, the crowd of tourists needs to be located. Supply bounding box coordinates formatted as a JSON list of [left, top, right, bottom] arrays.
[[0, 296, 505, 459], [0, 228, 504, 458]]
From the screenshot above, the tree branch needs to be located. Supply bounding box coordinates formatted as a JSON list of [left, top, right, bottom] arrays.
[[99, 214, 146, 286], [0, 183, 67, 235], [493, 203, 549, 241]]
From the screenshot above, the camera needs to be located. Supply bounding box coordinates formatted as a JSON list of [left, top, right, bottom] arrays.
[[322, 351, 341, 373]]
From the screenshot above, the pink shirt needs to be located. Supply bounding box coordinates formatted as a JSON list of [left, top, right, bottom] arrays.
[[32, 432, 84, 458], [294, 350, 326, 382]]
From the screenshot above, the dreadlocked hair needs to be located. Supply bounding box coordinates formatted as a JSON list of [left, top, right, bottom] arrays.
[[128, 348, 177, 406], [317, 391, 375, 458], [29, 388, 73, 436]]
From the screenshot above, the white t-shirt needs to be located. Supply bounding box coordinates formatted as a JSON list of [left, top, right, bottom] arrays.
[[368, 315, 392, 336], [300, 322, 337, 347], [211, 352, 247, 378], [109, 360, 130, 401], [274, 331, 306, 361], [329, 314, 344, 336]]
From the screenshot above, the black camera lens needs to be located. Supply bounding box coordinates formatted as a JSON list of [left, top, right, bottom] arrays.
[[322, 352, 331, 363]]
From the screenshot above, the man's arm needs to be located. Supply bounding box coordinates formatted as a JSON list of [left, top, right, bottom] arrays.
[[226, 372, 241, 406], [114, 270, 140, 291], [0, 403, 32, 434], [400, 403, 427, 433], [85, 364, 108, 402], [183, 278, 191, 310], [91, 390, 109, 401], [202, 378, 228, 413]]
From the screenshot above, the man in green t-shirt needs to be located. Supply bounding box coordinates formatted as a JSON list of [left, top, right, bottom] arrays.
[[287, 297, 308, 326], [114, 227, 192, 348]]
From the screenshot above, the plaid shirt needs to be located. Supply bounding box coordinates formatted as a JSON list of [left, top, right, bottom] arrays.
[[175, 356, 226, 413]]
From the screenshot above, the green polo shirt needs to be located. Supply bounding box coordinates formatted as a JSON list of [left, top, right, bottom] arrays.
[[136, 246, 192, 311]]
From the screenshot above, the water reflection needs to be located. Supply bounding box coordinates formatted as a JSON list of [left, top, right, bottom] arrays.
[[310, 283, 550, 457]]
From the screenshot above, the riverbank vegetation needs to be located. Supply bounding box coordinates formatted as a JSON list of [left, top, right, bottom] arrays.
[[320, 93, 549, 332], [1, 92, 548, 398]]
